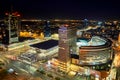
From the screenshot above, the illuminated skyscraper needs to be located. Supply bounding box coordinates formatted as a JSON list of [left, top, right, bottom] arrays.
[[44, 20, 51, 37], [3, 12, 20, 44], [58, 25, 77, 72]]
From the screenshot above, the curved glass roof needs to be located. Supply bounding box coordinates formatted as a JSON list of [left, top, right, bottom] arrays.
[[77, 36, 106, 47]]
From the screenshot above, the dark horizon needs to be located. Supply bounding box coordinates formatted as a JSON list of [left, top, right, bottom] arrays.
[[0, 0, 120, 20]]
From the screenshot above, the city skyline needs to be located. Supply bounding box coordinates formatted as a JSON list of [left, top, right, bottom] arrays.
[[0, 9, 120, 79], [0, 0, 120, 20]]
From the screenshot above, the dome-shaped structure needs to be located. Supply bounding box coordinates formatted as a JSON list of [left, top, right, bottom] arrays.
[[77, 36, 113, 66]]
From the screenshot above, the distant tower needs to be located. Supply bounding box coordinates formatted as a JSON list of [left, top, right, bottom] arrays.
[[58, 25, 77, 72], [83, 19, 89, 27], [44, 20, 51, 37], [3, 12, 20, 44]]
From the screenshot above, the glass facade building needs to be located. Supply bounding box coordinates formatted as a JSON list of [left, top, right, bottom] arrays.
[[58, 25, 77, 72]]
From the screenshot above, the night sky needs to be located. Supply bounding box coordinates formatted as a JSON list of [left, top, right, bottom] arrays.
[[0, 0, 120, 20]]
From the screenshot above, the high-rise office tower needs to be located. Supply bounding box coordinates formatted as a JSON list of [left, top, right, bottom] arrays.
[[3, 12, 20, 44], [58, 25, 77, 72], [44, 20, 51, 37]]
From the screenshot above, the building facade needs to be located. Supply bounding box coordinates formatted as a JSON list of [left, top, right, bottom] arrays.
[[3, 12, 20, 44], [58, 25, 77, 72], [76, 36, 113, 70]]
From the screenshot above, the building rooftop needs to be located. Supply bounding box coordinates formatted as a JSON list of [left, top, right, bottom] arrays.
[[77, 36, 106, 47], [30, 39, 58, 50]]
